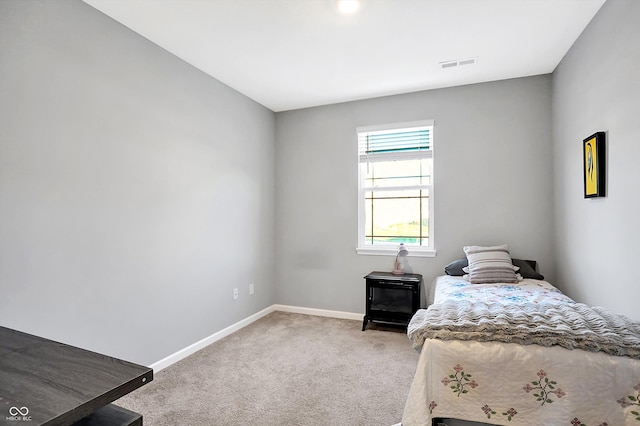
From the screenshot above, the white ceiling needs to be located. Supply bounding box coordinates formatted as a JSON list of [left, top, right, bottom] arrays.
[[83, 0, 605, 112]]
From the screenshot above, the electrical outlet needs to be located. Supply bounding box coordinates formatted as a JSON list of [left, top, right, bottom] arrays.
[[249, 283, 255, 295], [233, 288, 239, 301]]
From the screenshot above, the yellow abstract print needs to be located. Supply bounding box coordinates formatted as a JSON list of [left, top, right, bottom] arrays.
[[584, 137, 598, 196]]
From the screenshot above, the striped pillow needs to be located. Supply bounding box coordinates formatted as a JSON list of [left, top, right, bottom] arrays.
[[463, 244, 519, 284]]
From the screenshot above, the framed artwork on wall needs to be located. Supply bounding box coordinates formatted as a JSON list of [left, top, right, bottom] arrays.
[[583, 131, 606, 198]]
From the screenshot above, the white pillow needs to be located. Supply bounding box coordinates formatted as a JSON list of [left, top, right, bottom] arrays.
[[463, 244, 519, 284]]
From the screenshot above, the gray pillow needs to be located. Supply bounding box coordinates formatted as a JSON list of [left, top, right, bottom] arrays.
[[444, 258, 468, 276], [512, 258, 544, 280]]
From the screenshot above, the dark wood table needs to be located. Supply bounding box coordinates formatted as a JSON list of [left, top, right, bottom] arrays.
[[0, 326, 153, 425]]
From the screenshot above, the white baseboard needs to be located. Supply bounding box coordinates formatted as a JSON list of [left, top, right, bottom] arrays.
[[149, 304, 362, 372], [150, 305, 276, 372], [273, 304, 363, 321]]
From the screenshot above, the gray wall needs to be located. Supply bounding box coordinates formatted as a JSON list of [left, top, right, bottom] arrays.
[[275, 76, 554, 314], [0, 0, 275, 366], [552, 0, 640, 320]]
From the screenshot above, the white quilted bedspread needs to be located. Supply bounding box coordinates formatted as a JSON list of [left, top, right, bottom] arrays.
[[402, 276, 640, 426]]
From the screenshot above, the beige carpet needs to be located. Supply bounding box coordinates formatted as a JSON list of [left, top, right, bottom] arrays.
[[116, 311, 420, 426]]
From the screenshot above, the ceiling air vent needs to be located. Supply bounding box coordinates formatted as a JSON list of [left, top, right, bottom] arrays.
[[439, 57, 478, 69], [458, 57, 477, 66], [440, 60, 458, 69]]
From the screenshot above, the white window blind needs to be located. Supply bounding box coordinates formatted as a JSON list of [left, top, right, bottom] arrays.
[[358, 122, 433, 162]]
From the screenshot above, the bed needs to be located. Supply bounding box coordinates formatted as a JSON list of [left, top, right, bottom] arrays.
[[401, 249, 640, 426]]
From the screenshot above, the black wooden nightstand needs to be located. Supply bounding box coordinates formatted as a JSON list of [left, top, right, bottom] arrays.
[[362, 271, 422, 331]]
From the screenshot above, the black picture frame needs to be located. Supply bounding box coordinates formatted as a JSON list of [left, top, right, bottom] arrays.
[[583, 131, 606, 198]]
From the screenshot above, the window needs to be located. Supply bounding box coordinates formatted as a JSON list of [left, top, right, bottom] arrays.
[[356, 120, 435, 257]]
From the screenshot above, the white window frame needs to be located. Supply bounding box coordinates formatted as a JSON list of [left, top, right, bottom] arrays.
[[356, 120, 436, 257]]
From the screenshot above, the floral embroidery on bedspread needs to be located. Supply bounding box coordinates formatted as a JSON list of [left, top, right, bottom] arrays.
[[441, 364, 478, 396], [570, 419, 609, 426], [427, 367, 629, 424], [480, 405, 518, 421], [523, 369, 565, 406], [617, 384, 640, 421]]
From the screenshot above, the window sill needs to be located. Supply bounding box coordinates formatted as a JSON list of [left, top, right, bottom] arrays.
[[356, 247, 436, 258]]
